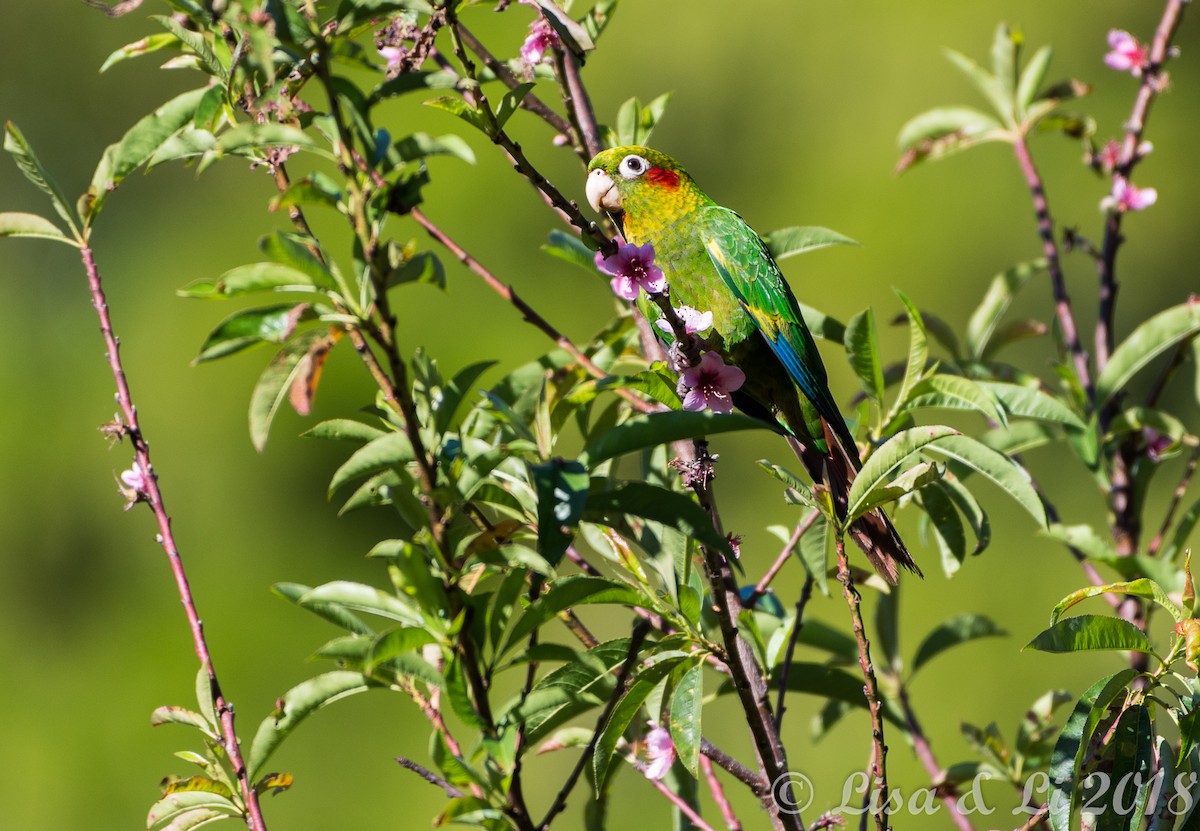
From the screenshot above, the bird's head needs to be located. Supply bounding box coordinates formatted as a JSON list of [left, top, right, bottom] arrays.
[[586, 146, 693, 219]]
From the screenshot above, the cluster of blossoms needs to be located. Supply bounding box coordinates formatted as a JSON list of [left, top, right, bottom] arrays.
[[1098, 30, 1158, 213], [596, 242, 745, 413]]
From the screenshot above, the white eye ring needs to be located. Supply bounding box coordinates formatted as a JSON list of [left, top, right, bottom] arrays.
[[618, 154, 649, 178]]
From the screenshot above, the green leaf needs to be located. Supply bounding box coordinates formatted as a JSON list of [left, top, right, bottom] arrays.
[[728, 663, 905, 727], [667, 662, 702, 777], [181, 262, 330, 299], [1162, 499, 1200, 563], [260, 231, 337, 290], [990, 23, 1018, 121], [152, 15, 227, 81], [494, 83, 536, 132], [579, 410, 768, 467], [86, 87, 209, 221], [944, 45, 1010, 125], [977, 382, 1085, 430], [1096, 301, 1200, 406], [425, 95, 486, 133], [300, 581, 423, 627], [798, 513, 830, 596], [503, 576, 650, 656], [585, 482, 734, 558], [764, 226, 859, 260], [247, 671, 372, 780], [845, 308, 885, 405], [1048, 668, 1140, 831], [966, 261, 1045, 360], [593, 657, 685, 791], [274, 581, 374, 635], [195, 304, 311, 363], [1049, 578, 1182, 625], [851, 460, 942, 518], [217, 124, 327, 158], [1025, 615, 1156, 655], [542, 229, 598, 272], [918, 480, 967, 576], [531, 459, 590, 568], [923, 433, 1047, 527], [798, 302, 847, 343], [248, 329, 332, 452], [99, 32, 179, 73], [3, 122, 81, 235], [303, 418, 386, 444], [613, 93, 673, 147], [912, 614, 1006, 674], [370, 69, 461, 102], [846, 425, 958, 524], [393, 132, 475, 165], [897, 105, 1005, 153], [146, 791, 240, 830], [0, 211, 75, 245], [1097, 705, 1154, 831], [1017, 46, 1054, 117], [900, 375, 1007, 427], [328, 431, 414, 495], [530, 0, 595, 55], [891, 289, 929, 418]]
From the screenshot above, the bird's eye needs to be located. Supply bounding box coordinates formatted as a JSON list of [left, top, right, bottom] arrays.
[[618, 154, 649, 178]]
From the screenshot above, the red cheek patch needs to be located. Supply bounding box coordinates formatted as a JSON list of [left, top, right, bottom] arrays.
[[645, 166, 679, 188]]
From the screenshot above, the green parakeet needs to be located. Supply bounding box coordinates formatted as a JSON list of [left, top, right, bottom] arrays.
[[586, 145, 920, 582]]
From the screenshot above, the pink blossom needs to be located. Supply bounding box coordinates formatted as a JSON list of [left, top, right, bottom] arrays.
[[378, 46, 405, 72], [521, 17, 559, 65], [121, 461, 148, 493], [655, 305, 714, 336], [595, 242, 667, 300], [1105, 30, 1149, 76], [1105, 179, 1158, 212], [1097, 139, 1122, 173], [642, 726, 676, 780], [679, 352, 746, 414]]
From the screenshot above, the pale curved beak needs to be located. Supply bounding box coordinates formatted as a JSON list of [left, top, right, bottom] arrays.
[[586, 168, 621, 213]]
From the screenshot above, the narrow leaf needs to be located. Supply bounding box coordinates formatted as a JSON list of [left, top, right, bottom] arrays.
[[1025, 615, 1156, 655], [912, 614, 1006, 673], [844, 308, 885, 405], [764, 226, 859, 260], [1096, 301, 1200, 406], [0, 211, 75, 245]]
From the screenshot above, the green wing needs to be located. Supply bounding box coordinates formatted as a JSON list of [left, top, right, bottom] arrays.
[[699, 205, 857, 455]]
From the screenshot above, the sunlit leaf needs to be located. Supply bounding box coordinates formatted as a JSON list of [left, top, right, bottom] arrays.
[[912, 614, 1006, 674], [844, 308, 884, 405], [966, 261, 1045, 360], [579, 410, 769, 467], [1025, 615, 1156, 655], [247, 671, 373, 780], [0, 211, 75, 245], [1096, 301, 1200, 406], [764, 226, 859, 261], [4, 122, 80, 235]]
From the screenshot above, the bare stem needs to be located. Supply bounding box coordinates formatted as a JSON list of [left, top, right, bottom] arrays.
[[774, 574, 816, 732], [1011, 136, 1091, 404], [1148, 444, 1200, 558], [396, 756, 464, 798], [836, 536, 888, 831], [701, 754, 743, 831], [745, 510, 819, 609], [81, 247, 266, 831]]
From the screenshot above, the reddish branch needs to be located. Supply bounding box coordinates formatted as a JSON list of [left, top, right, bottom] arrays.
[[81, 247, 267, 831], [1096, 0, 1189, 370]]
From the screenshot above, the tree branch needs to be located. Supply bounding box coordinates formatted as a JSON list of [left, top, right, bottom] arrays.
[[81, 246, 266, 831]]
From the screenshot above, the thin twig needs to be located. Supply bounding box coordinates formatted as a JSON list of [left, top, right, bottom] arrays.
[[537, 621, 651, 830], [1014, 804, 1049, 831], [396, 756, 464, 798], [746, 510, 820, 609], [81, 247, 266, 831], [1011, 136, 1091, 404], [701, 738, 770, 796], [701, 754, 743, 830], [409, 208, 652, 413], [836, 536, 888, 831], [1148, 445, 1200, 558], [637, 768, 717, 831], [774, 574, 816, 733]]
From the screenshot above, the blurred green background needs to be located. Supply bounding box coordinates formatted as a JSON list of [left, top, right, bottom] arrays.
[[2, 1, 1198, 828]]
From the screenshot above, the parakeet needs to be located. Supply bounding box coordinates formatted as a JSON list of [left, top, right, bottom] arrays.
[[586, 146, 920, 582]]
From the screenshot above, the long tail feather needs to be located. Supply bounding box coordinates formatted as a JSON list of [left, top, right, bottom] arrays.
[[786, 426, 922, 584]]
